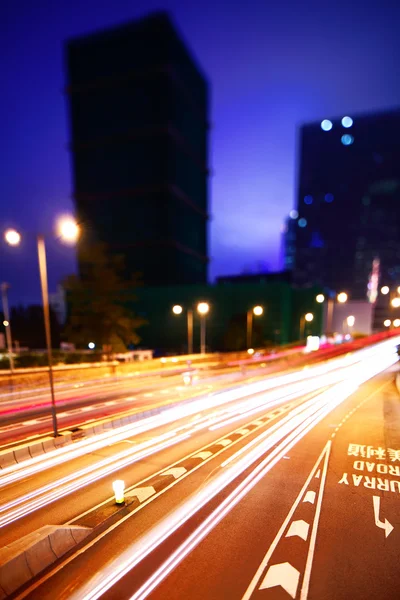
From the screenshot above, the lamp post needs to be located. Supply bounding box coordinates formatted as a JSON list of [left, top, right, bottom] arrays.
[[300, 312, 314, 339], [1, 283, 14, 372], [4, 217, 79, 438], [197, 302, 209, 354], [317, 291, 347, 333], [172, 305, 193, 355], [345, 315, 355, 336], [246, 305, 263, 349]]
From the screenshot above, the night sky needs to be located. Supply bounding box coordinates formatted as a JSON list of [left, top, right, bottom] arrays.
[[2, 0, 400, 306]]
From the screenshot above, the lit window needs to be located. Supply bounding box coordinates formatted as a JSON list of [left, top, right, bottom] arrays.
[[321, 119, 333, 131], [298, 218, 307, 228], [341, 134, 354, 146], [304, 195, 313, 205], [324, 193, 334, 203], [341, 116, 353, 128], [289, 209, 298, 219]]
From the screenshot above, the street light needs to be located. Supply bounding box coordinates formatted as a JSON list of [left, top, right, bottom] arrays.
[[347, 315, 355, 328], [384, 319, 391, 328], [197, 302, 209, 355], [391, 298, 400, 308], [337, 292, 348, 303], [4, 216, 79, 438], [4, 229, 21, 246], [381, 286, 390, 295], [394, 319, 400, 328], [1, 283, 14, 372], [247, 305, 263, 349], [172, 305, 193, 355], [316, 294, 325, 303], [300, 312, 314, 339]]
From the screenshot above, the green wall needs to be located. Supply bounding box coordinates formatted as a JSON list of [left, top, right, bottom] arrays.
[[132, 281, 324, 353]]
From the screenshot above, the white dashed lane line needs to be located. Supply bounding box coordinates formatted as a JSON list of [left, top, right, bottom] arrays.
[[242, 441, 331, 600]]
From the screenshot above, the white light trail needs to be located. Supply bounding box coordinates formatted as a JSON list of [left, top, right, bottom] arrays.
[[67, 342, 398, 600]]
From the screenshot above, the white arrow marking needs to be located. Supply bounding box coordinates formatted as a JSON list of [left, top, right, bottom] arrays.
[[315, 469, 321, 479], [373, 496, 394, 538], [161, 467, 187, 479], [303, 490, 316, 504], [286, 519, 310, 541], [259, 562, 300, 598], [126, 486, 155, 503], [216, 439, 231, 447], [192, 451, 213, 460]]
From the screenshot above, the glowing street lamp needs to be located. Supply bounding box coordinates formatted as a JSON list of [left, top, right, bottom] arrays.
[[394, 319, 400, 328], [172, 305, 193, 355], [337, 292, 348, 304], [4, 229, 21, 246], [57, 217, 80, 244], [4, 215, 79, 438], [347, 315, 355, 328], [381, 286, 390, 295], [391, 297, 400, 308], [384, 319, 391, 328], [316, 294, 325, 303], [300, 312, 314, 339], [246, 306, 264, 349], [197, 302, 210, 354]]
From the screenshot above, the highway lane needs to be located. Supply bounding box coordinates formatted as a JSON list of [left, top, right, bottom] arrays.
[[93, 372, 400, 600], [8, 337, 398, 600]]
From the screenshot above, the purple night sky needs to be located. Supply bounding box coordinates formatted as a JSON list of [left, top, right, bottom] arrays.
[[2, 0, 400, 305]]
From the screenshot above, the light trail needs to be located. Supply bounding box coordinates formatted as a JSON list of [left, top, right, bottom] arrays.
[[65, 342, 398, 600], [1, 338, 397, 490]]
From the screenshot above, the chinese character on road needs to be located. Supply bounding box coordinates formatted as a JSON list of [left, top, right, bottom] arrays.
[[347, 444, 386, 459], [388, 449, 400, 462]]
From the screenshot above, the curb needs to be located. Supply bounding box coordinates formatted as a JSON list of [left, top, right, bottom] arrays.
[[0, 525, 91, 598], [0, 432, 72, 470]]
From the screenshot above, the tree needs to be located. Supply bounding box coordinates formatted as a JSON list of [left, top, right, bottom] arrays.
[[10, 304, 61, 349], [63, 244, 145, 352]]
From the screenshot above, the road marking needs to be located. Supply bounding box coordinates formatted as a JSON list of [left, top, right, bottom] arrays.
[[161, 467, 187, 479], [373, 495, 394, 537], [192, 451, 213, 460], [105, 401, 117, 406], [215, 439, 231, 447], [22, 420, 39, 426], [81, 406, 94, 411], [242, 441, 331, 600], [237, 429, 250, 435], [300, 440, 331, 599], [125, 487, 156, 503], [315, 470, 320, 479], [286, 519, 310, 541], [303, 490, 316, 504], [259, 562, 300, 598]]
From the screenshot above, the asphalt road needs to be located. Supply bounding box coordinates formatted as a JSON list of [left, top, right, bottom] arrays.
[[101, 369, 400, 600], [3, 338, 397, 600]]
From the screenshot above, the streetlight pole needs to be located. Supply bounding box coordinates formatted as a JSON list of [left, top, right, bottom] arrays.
[[37, 235, 58, 438], [246, 309, 253, 350], [200, 315, 206, 355], [187, 309, 193, 355], [1, 283, 14, 372]]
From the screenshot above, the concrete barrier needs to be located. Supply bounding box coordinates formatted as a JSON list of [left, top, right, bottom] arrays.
[[0, 525, 91, 598]]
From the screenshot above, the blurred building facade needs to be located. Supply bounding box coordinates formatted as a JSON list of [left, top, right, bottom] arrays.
[[65, 12, 209, 286], [293, 109, 400, 314]]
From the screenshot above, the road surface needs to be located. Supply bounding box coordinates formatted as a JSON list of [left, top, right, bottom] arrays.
[[2, 337, 398, 599]]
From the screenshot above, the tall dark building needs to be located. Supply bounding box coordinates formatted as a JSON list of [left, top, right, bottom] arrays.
[[65, 12, 209, 285], [293, 108, 400, 300]]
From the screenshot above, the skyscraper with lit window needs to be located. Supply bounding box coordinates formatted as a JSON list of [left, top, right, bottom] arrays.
[[65, 12, 209, 286], [293, 108, 400, 304]]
